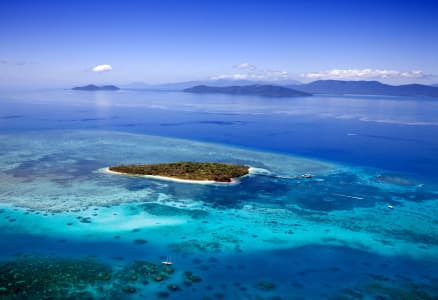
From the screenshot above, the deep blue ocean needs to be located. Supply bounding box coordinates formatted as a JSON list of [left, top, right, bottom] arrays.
[[2, 89, 438, 179], [0, 89, 437, 299]]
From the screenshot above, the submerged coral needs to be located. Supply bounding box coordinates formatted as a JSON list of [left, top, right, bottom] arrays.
[[0, 256, 112, 299], [0, 256, 180, 299], [255, 281, 277, 291], [336, 274, 438, 300]]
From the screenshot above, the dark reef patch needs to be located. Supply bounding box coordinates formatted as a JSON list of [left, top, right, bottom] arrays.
[[0, 256, 112, 299], [141, 203, 208, 219], [4, 154, 102, 181], [335, 275, 438, 300], [0, 256, 180, 299], [148, 175, 291, 209]]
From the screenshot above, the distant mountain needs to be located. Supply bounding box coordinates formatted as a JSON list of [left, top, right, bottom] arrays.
[[123, 79, 302, 91], [183, 85, 312, 97], [123, 81, 200, 90], [290, 80, 438, 98], [72, 84, 120, 91]]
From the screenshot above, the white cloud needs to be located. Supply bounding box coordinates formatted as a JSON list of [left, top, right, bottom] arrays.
[[212, 64, 289, 81], [265, 70, 289, 79], [92, 64, 112, 72], [211, 73, 265, 80], [234, 62, 257, 70], [211, 71, 289, 81], [302, 69, 426, 80]]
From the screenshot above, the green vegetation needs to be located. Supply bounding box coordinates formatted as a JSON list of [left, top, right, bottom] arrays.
[[109, 162, 249, 182]]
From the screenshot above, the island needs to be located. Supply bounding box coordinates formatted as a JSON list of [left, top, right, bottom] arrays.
[[106, 162, 250, 183], [288, 80, 438, 98], [183, 85, 312, 97], [72, 84, 120, 91]]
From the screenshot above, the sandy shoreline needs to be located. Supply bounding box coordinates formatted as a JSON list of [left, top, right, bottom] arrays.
[[100, 167, 253, 185]]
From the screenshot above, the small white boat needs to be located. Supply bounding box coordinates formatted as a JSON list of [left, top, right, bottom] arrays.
[[162, 257, 173, 265], [302, 173, 313, 178], [387, 205, 394, 209]]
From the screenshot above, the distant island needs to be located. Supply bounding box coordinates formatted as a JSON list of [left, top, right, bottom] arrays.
[[289, 80, 438, 98], [106, 162, 250, 183], [124, 80, 438, 98], [123, 79, 302, 90], [183, 85, 312, 97], [72, 84, 120, 91]]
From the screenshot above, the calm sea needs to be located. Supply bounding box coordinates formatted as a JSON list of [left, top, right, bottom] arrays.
[[1, 89, 438, 179]]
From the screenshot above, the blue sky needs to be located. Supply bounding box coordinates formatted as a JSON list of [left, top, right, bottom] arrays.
[[0, 0, 437, 87]]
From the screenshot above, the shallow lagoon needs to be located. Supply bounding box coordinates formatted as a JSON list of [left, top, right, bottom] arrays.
[[0, 90, 437, 299]]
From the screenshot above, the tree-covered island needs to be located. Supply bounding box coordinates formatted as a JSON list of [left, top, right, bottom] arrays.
[[108, 162, 250, 183]]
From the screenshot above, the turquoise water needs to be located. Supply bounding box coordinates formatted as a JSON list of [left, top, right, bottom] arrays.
[[0, 90, 437, 299]]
